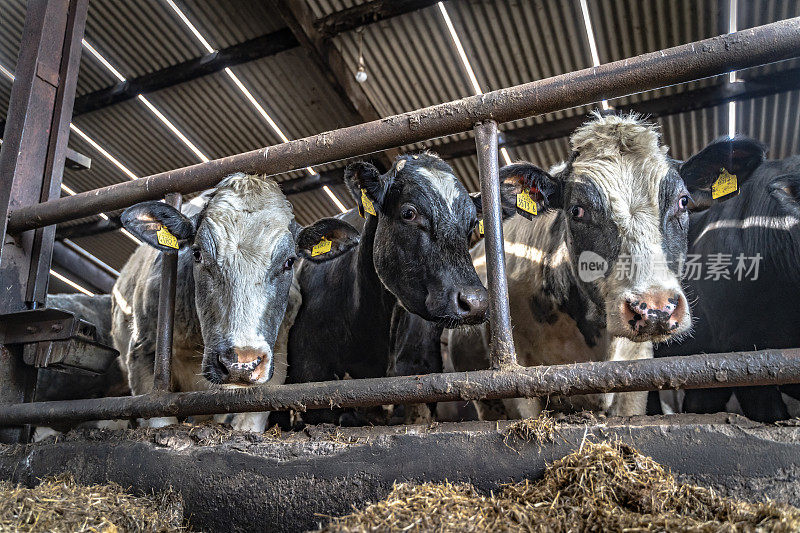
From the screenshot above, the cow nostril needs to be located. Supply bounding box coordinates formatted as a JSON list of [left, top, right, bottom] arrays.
[[455, 287, 489, 317]]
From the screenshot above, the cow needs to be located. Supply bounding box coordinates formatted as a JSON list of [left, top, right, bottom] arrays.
[[287, 152, 525, 426], [112, 172, 359, 431], [449, 113, 693, 420], [653, 135, 800, 422]]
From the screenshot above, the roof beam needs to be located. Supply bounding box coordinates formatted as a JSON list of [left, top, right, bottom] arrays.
[[72, 28, 298, 115], [270, 0, 399, 166], [314, 0, 441, 38]]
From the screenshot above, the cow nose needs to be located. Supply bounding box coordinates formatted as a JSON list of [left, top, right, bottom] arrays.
[[217, 347, 270, 384], [622, 291, 686, 335], [453, 286, 489, 323]]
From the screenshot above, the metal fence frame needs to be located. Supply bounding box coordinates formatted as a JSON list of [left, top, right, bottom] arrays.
[[1, 0, 799, 441]]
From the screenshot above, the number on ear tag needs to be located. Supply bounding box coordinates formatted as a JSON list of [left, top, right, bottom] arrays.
[[516, 190, 538, 219], [478, 219, 484, 236], [311, 237, 333, 257], [360, 188, 377, 217], [156, 226, 179, 249]]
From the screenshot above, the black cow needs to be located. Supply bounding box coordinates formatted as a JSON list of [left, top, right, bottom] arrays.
[[654, 135, 800, 422], [287, 152, 524, 425]]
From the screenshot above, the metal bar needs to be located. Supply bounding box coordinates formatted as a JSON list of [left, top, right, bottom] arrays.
[[51, 241, 116, 293], [0, 349, 797, 425], [0, 0, 88, 444], [474, 121, 516, 369], [55, 216, 122, 240], [25, 0, 89, 308], [153, 193, 182, 392], [7, 17, 800, 233]]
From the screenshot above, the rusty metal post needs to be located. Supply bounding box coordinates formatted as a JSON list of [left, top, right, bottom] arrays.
[[0, 0, 88, 443], [475, 121, 516, 369], [153, 193, 182, 392]]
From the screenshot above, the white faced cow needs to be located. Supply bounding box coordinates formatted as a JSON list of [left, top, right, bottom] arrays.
[[112, 173, 358, 431], [449, 113, 693, 419]]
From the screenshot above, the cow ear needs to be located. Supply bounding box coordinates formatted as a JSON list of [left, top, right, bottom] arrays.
[[679, 136, 766, 206], [344, 161, 389, 217], [296, 218, 360, 263], [769, 173, 800, 217], [473, 163, 560, 221], [121, 201, 196, 253]]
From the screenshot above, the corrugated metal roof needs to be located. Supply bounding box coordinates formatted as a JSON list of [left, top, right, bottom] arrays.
[[0, 0, 798, 291]]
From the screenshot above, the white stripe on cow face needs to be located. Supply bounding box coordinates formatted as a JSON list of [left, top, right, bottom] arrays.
[[416, 167, 461, 213], [566, 114, 690, 341]]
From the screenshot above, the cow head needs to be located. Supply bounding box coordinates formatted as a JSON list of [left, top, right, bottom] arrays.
[[122, 173, 359, 385], [506, 113, 692, 342], [343, 153, 507, 327]]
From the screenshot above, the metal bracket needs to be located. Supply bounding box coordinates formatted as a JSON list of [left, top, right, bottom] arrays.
[[0, 307, 118, 375]]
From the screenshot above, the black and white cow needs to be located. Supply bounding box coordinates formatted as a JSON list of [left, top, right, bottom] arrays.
[[449, 113, 693, 419], [287, 153, 517, 425], [112, 173, 358, 431], [654, 135, 800, 422]]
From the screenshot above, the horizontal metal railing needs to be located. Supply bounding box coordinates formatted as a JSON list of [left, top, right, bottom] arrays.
[[0, 349, 797, 425]]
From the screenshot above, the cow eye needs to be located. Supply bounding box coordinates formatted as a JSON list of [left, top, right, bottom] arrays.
[[283, 257, 295, 271], [569, 205, 585, 220], [192, 247, 202, 263], [401, 206, 417, 222], [677, 195, 690, 212]]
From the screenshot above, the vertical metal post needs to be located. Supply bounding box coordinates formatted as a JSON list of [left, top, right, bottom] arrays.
[[153, 193, 182, 392], [474, 121, 517, 369], [0, 0, 88, 443]]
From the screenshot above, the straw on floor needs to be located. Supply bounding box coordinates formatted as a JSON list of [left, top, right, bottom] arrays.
[[319, 439, 800, 532], [0, 474, 186, 532]]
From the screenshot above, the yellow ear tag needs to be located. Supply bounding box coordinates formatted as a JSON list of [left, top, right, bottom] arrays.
[[311, 237, 333, 257], [361, 188, 377, 216], [711, 168, 738, 199], [156, 225, 179, 249], [478, 219, 484, 236], [516, 190, 537, 216]]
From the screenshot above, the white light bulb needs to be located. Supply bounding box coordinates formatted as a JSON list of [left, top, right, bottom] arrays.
[[355, 69, 368, 83]]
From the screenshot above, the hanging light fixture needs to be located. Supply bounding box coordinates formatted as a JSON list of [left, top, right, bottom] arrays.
[[355, 29, 368, 83]]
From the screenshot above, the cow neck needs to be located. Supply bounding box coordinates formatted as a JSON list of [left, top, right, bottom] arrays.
[[353, 213, 397, 320], [173, 250, 202, 347]]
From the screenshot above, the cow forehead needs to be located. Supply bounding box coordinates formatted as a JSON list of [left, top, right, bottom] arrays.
[[414, 167, 462, 211], [567, 113, 671, 232], [198, 180, 295, 269], [572, 154, 670, 234]]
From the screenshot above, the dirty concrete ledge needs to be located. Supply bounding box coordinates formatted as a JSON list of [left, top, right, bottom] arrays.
[[1, 413, 800, 532]]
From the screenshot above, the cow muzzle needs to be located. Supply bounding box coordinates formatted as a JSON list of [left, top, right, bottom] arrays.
[[444, 285, 489, 326], [215, 346, 274, 385], [619, 290, 688, 340]]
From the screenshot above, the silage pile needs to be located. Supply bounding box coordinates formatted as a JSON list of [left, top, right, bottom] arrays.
[[320, 440, 800, 532], [0, 475, 186, 532]]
